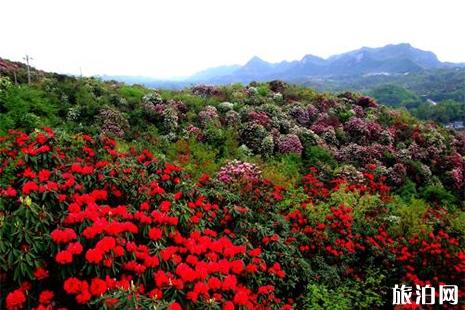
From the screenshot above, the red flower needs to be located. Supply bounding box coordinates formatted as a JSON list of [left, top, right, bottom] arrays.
[[222, 301, 235, 310], [207, 277, 222, 290], [33, 267, 49, 280], [258, 285, 274, 294], [67, 241, 83, 255], [198, 173, 210, 185], [174, 192, 183, 200], [160, 200, 171, 212], [169, 302, 182, 310], [55, 250, 73, 264], [75, 289, 91, 304], [36, 133, 48, 145], [148, 288, 163, 299], [148, 227, 163, 241], [249, 248, 261, 257], [50, 228, 77, 244], [230, 260, 244, 274], [4, 187, 17, 197], [64, 277, 82, 294], [85, 248, 103, 264], [96, 236, 116, 252], [90, 278, 107, 296], [233, 288, 250, 306], [38, 169, 51, 182], [39, 290, 54, 304], [22, 181, 38, 195], [6, 289, 26, 310], [23, 167, 36, 179], [222, 275, 237, 290], [175, 263, 197, 282]]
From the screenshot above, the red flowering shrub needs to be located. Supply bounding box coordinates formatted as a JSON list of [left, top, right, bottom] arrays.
[[0, 129, 291, 309], [0, 128, 464, 309]]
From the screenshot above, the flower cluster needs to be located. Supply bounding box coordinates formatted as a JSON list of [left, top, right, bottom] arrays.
[[198, 106, 220, 128], [98, 106, 130, 138], [191, 85, 222, 97], [0, 129, 294, 310], [217, 160, 262, 184], [131, 81, 465, 198], [277, 134, 303, 155]]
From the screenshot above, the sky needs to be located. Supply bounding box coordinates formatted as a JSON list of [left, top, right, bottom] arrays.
[[1, 0, 465, 79]]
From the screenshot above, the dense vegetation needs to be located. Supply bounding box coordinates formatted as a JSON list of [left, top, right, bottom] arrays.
[[0, 61, 465, 309], [305, 69, 465, 124]]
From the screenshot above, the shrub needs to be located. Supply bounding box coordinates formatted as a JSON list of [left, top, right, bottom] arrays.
[[277, 134, 303, 155], [98, 106, 130, 138], [217, 101, 234, 113], [198, 105, 220, 128], [303, 145, 337, 169], [217, 160, 262, 184], [289, 105, 310, 126], [142, 91, 163, 105], [239, 122, 268, 154], [223, 110, 240, 127]]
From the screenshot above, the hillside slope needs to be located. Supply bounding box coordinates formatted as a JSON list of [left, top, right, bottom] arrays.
[[1, 67, 465, 309]]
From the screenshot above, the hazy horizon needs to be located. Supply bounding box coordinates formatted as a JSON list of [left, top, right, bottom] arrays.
[[2, 0, 465, 78]]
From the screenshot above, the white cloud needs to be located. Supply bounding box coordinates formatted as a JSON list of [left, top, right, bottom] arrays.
[[1, 0, 464, 78]]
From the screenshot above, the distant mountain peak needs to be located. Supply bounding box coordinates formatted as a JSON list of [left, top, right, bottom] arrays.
[[245, 56, 269, 66], [184, 43, 462, 84], [301, 54, 325, 64]]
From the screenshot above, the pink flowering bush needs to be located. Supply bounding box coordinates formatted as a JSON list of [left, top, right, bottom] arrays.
[[198, 106, 220, 128], [217, 160, 262, 184]]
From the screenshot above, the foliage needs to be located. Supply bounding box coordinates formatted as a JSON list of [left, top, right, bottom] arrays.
[[1, 68, 465, 309]]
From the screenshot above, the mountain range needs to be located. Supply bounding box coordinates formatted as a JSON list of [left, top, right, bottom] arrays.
[[185, 43, 464, 85]]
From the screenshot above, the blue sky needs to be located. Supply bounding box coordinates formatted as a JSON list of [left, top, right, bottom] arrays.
[[1, 0, 464, 78]]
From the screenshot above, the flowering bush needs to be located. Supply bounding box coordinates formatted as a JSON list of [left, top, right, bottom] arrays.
[[248, 111, 271, 128], [217, 101, 234, 113], [198, 106, 220, 128], [1, 129, 464, 309], [356, 96, 378, 108], [217, 160, 262, 185], [223, 110, 240, 127], [344, 117, 370, 141], [2, 79, 465, 309], [239, 122, 268, 154], [277, 134, 303, 155], [142, 92, 163, 105], [289, 105, 310, 126], [98, 106, 130, 138], [0, 129, 292, 310], [191, 85, 222, 97]]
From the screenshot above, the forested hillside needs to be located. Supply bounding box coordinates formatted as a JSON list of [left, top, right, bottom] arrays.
[[1, 59, 464, 309]]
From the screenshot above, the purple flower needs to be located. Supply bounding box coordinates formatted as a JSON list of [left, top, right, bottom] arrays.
[[191, 85, 222, 96], [98, 106, 129, 138], [344, 117, 369, 137], [388, 163, 407, 185], [307, 105, 319, 122], [277, 134, 303, 155], [289, 106, 310, 126], [352, 105, 365, 118], [186, 124, 203, 141]]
